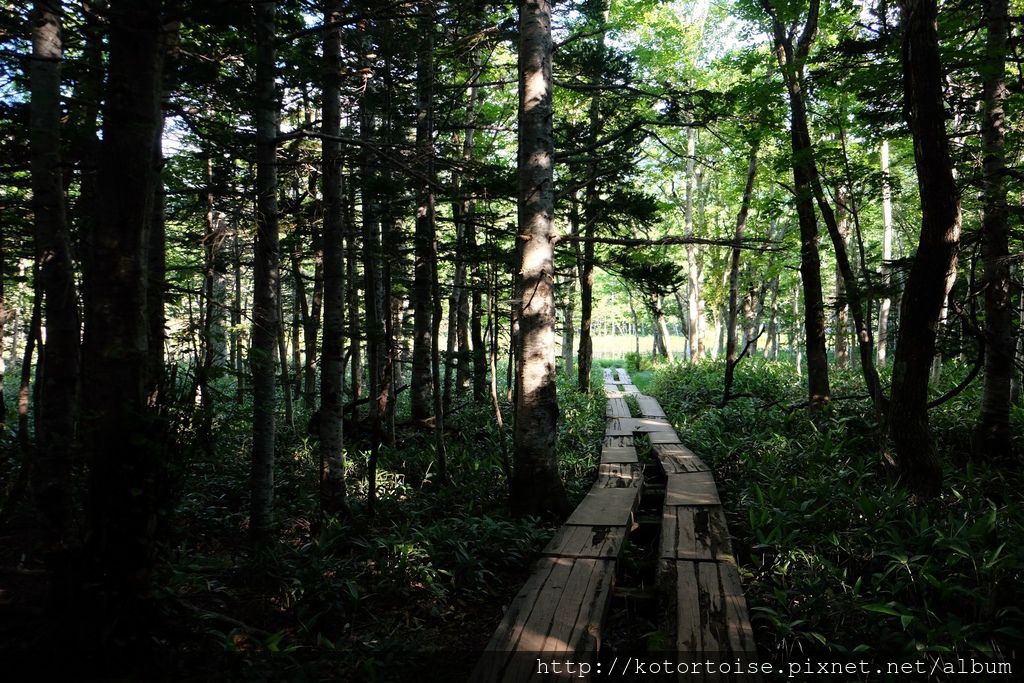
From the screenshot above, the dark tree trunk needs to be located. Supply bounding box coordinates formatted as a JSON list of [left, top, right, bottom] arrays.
[[651, 294, 671, 359], [319, 0, 348, 516], [834, 187, 850, 371], [764, 0, 831, 407], [888, 0, 962, 496], [147, 106, 167, 407], [249, 0, 280, 539], [723, 143, 759, 404], [81, 0, 165, 628], [290, 234, 322, 411], [973, 0, 1013, 459], [345, 210, 361, 421], [877, 140, 895, 366], [410, 7, 435, 423], [512, 0, 570, 519], [29, 1, 80, 542]]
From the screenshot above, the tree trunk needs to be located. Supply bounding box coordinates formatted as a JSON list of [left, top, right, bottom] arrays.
[[834, 186, 850, 370], [1011, 276, 1023, 405], [888, 0, 962, 496], [766, 276, 780, 359], [147, 98, 169, 407], [766, 0, 830, 407], [877, 139, 895, 365], [276, 286, 294, 429], [233, 234, 245, 403], [512, 0, 569, 519], [290, 234, 322, 411], [345, 211, 361, 422], [723, 143, 759, 404], [249, 0, 280, 539], [319, 0, 348, 516], [81, 0, 165, 627], [410, 8, 435, 423], [685, 127, 701, 363], [575, 0, 607, 392], [973, 0, 1012, 459], [453, 56, 478, 394], [29, 1, 80, 542], [651, 294, 671, 359]]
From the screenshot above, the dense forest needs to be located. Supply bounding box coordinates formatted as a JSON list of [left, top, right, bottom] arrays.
[[0, 0, 1021, 680]]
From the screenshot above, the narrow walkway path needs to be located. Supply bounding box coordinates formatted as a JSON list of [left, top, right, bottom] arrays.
[[473, 368, 756, 681]]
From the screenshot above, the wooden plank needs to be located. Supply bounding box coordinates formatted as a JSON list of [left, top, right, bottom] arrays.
[[657, 453, 711, 474], [674, 560, 703, 654], [473, 557, 562, 681], [653, 442, 698, 458], [665, 471, 720, 506], [602, 368, 614, 382], [596, 463, 643, 488], [648, 429, 683, 445], [621, 384, 639, 394], [602, 434, 633, 448], [636, 395, 666, 418], [600, 446, 638, 463], [653, 444, 709, 474], [565, 487, 639, 527], [719, 561, 759, 659], [499, 556, 577, 659], [542, 525, 626, 559], [605, 398, 631, 418], [616, 368, 630, 383], [607, 417, 672, 433], [659, 506, 735, 562], [603, 384, 621, 397], [540, 557, 615, 653], [604, 419, 633, 436]]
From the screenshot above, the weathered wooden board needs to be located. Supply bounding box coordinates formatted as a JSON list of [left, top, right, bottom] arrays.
[[565, 487, 639, 527], [602, 434, 634, 448], [660, 505, 735, 562], [600, 446, 638, 463], [616, 368, 630, 383], [657, 453, 711, 474], [670, 560, 758, 666], [474, 556, 563, 674], [653, 444, 710, 474], [606, 397, 631, 418], [603, 384, 622, 397], [636, 395, 666, 418], [621, 384, 639, 394], [596, 463, 643, 488], [485, 557, 616, 682], [543, 525, 627, 559], [602, 413, 675, 436], [665, 471, 720, 506], [602, 368, 615, 383], [648, 429, 684, 445]]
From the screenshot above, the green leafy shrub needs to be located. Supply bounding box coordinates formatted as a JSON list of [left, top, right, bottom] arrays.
[[649, 361, 1024, 661]]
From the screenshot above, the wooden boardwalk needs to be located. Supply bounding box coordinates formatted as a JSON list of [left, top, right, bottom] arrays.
[[473, 368, 756, 681]]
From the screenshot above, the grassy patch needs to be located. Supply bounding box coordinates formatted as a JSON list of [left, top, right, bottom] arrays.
[[647, 360, 1024, 662]]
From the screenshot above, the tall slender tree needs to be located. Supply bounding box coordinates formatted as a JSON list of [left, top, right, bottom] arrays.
[[320, 0, 348, 515], [973, 0, 1012, 459], [250, 0, 280, 539], [29, 0, 80, 542], [888, 0, 962, 495], [512, 0, 569, 518], [761, 0, 830, 407]]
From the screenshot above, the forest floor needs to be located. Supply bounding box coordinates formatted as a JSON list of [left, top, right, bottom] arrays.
[[0, 364, 607, 680], [1, 358, 1022, 680], [644, 359, 1024, 671]]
